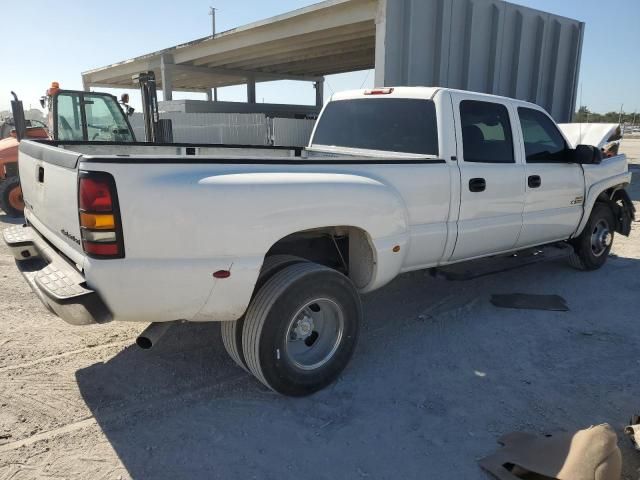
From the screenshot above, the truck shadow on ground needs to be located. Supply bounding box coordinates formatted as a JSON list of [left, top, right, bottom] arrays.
[[0, 214, 23, 225], [75, 253, 640, 479]]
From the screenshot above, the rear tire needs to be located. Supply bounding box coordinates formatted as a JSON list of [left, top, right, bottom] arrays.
[[221, 255, 308, 372], [242, 262, 361, 396], [0, 177, 24, 218], [568, 203, 615, 271]]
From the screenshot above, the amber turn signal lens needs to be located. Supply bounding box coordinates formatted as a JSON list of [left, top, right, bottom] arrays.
[[80, 213, 115, 230]]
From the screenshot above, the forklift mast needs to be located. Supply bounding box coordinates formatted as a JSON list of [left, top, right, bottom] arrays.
[[132, 71, 173, 143]]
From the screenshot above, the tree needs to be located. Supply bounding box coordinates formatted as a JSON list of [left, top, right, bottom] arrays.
[[573, 106, 637, 125]]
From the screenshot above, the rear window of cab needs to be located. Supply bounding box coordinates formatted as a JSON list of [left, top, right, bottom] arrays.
[[312, 98, 439, 156]]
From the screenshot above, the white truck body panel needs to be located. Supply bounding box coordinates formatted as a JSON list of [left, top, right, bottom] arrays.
[[7, 87, 633, 326]]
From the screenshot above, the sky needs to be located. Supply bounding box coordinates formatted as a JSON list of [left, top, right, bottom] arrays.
[[0, 0, 638, 114]]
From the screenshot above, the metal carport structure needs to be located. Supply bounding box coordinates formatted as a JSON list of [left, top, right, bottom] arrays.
[[82, 0, 584, 121], [82, 0, 379, 107]]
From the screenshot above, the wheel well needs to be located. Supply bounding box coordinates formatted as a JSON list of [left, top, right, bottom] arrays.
[[264, 226, 375, 289]]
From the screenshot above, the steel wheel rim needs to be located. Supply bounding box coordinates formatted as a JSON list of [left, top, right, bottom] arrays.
[[590, 219, 612, 257], [284, 298, 345, 371], [8, 186, 24, 211]]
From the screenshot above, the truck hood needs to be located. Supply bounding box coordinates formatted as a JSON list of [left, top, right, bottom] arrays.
[[558, 123, 622, 149]]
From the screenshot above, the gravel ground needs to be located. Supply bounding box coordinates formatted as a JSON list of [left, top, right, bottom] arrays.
[[1, 140, 639, 479]]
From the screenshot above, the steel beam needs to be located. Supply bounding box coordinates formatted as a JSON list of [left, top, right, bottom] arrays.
[[171, 63, 323, 83]]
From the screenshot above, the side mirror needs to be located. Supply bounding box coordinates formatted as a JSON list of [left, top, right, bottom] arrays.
[[126, 106, 135, 116], [571, 144, 603, 165]]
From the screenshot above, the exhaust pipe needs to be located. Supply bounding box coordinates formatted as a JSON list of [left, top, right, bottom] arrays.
[[136, 322, 174, 350]]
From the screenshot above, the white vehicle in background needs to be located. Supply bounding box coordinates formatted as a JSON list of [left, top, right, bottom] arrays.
[[4, 87, 635, 396]]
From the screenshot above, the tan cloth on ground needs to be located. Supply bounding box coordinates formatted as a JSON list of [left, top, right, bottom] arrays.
[[479, 424, 622, 480]]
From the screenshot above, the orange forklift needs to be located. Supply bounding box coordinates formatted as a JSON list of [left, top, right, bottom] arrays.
[[0, 98, 49, 216], [1, 73, 170, 217]]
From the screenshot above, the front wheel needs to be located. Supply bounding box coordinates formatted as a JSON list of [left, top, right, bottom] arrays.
[[0, 177, 24, 218], [568, 203, 615, 270], [242, 262, 361, 396]]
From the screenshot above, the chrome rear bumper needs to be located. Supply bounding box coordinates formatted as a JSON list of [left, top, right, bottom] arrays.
[[3, 224, 111, 325]]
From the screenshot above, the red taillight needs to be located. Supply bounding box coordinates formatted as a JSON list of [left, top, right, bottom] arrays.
[[364, 88, 394, 95], [78, 172, 124, 259], [83, 242, 120, 257], [79, 177, 113, 212]]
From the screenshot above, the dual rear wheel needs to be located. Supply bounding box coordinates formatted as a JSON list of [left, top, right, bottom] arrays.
[[221, 256, 361, 396]]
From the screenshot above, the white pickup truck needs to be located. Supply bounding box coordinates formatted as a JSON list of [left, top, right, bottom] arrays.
[[3, 87, 635, 396]]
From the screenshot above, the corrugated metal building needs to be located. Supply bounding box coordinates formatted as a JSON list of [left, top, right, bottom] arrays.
[[84, 0, 584, 123], [378, 0, 584, 122]]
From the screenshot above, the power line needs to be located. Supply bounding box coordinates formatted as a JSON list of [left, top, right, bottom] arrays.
[[324, 79, 335, 95], [359, 70, 372, 89]]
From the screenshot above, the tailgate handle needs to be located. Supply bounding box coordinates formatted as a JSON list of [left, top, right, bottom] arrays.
[[38, 166, 44, 183]]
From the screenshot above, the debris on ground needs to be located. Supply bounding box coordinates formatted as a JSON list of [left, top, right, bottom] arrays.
[[625, 415, 640, 451], [490, 294, 569, 312], [479, 424, 622, 480]]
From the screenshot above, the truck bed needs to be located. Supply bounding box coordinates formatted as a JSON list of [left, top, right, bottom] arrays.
[[15, 139, 450, 325]]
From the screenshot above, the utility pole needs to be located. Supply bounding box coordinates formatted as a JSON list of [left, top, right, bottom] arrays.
[[209, 7, 217, 35], [618, 103, 624, 125], [209, 7, 218, 102]]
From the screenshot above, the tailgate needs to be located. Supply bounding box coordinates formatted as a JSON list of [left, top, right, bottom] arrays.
[[19, 141, 86, 266]]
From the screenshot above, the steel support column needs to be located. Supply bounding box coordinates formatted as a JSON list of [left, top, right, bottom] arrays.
[[160, 55, 174, 101], [247, 76, 256, 104], [315, 78, 325, 107]]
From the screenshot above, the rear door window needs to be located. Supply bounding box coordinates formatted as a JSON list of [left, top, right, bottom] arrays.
[[460, 100, 514, 163], [312, 98, 439, 155], [518, 107, 567, 162]]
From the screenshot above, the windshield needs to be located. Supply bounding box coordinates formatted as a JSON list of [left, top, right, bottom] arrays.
[[55, 92, 135, 142], [312, 98, 439, 156]]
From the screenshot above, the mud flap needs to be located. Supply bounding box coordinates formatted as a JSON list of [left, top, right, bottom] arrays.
[[610, 189, 635, 236]]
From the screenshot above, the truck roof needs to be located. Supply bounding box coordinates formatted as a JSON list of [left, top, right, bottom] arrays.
[[331, 86, 541, 110]]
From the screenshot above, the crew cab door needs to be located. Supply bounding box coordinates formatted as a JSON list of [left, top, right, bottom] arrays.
[[449, 95, 526, 261], [513, 107, 585, 247]]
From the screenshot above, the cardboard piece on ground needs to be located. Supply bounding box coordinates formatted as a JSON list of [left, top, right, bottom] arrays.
[[479, 424, 621, 480]]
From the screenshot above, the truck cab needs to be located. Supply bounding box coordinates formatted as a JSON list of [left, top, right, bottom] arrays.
[[42, 85, 136, 143]]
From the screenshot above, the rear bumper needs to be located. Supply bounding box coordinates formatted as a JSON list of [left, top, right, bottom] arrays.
[[2, 225, 111, 325]]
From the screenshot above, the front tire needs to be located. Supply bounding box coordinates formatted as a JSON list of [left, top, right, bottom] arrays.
[[568, 203, 615, 270], [0, 177, 24, 218], [242, 262, 361, 396]]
